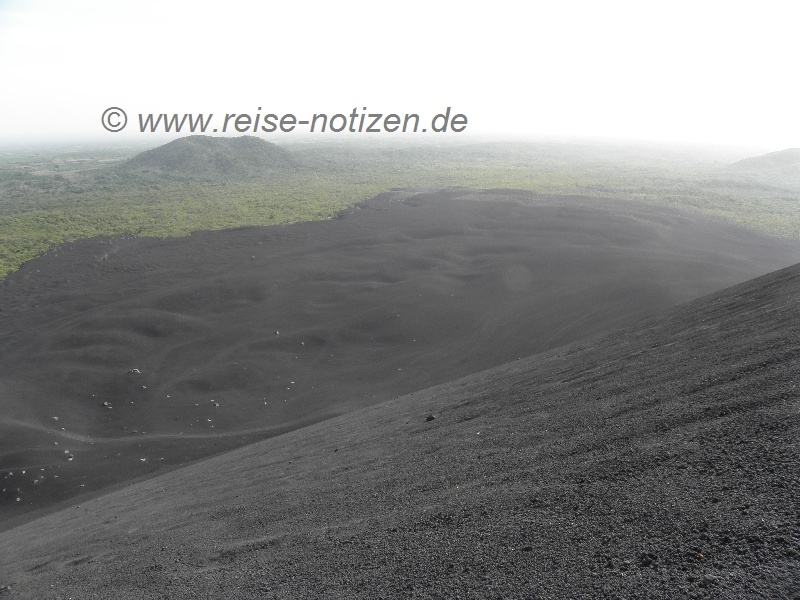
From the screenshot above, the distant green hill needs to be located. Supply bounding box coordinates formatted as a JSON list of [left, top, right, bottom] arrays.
[[119, 135, 297, 180], [730, 148, 800, 171]]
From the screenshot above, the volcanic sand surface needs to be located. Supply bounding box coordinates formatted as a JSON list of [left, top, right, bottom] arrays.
[[1, 254, 798, 598], [1, 188, 800, 526]]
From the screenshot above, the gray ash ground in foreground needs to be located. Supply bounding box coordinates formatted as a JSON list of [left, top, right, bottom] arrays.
[[0, 255, 798, 597], [2, 189, 800, 529]]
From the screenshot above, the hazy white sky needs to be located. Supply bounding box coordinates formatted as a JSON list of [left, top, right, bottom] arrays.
[[0, 0, 797, 149]]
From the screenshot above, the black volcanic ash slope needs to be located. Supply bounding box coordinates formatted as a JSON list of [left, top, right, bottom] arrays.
[[1, 261, 798, 599], [119, 134, 296, 179], [1, 189, 800, 527]]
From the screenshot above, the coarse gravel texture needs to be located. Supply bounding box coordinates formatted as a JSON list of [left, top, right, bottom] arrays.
[[1, 262, 798, 598]]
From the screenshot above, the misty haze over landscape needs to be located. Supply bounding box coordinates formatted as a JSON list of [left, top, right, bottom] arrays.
[[0, 134, 798, 598], [2, 0, 800, 597]]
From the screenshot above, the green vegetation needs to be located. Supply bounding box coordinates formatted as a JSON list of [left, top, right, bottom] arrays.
[[1, 137, 799, 279], [120, 135, 297, 179]]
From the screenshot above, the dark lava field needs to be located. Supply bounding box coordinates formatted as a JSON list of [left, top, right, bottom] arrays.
[[1, 189, 799, 598]]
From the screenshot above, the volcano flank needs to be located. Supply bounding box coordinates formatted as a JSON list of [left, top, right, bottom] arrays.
[[0, 190, 797, 597]]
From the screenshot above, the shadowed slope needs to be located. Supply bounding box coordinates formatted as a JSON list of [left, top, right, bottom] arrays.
[[1, 262, 798, 598], [1, 189, 800, 525]]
